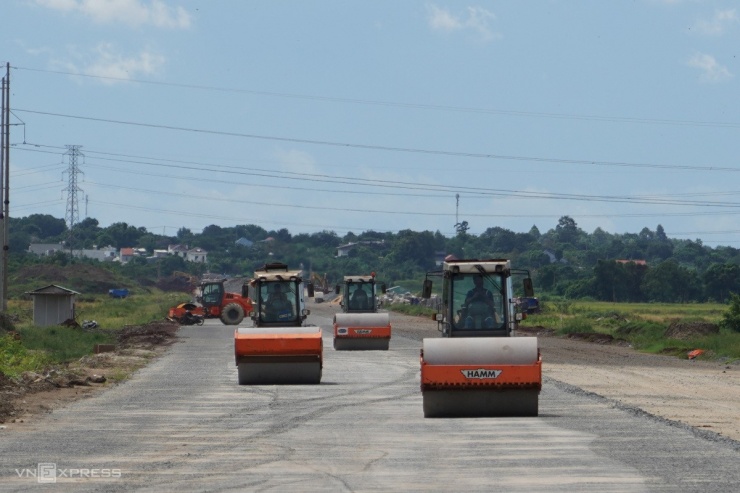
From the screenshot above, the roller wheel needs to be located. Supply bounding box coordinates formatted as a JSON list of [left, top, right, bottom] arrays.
[[220, 303, 245, 325]]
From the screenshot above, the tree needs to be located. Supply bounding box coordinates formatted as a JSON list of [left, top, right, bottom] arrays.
[[719, 292, 740, 333], [642, 260, 700, 302], [703, 263, 740, 302], [389, 230, 438, 270], [455, 220, 469, 237], [555, 216, 580, 244], [104, 222, 146, 249]]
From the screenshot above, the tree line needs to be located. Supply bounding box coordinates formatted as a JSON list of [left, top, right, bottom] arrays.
[[9, 214, 740, 303]]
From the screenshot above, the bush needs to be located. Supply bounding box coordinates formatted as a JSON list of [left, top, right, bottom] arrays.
[[557, 317, 594, 335], [0, 335, 49, 378], [719, 293, 740, 333]]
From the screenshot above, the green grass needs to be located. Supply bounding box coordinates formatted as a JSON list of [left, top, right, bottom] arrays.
[[521, 300, 739, 361], [0, 335, 50, 378], [17, 326, 116, 362], [387, 303, 436, 318], [0, 290, 187, 377]]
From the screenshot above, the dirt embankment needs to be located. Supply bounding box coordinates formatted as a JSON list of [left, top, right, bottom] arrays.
[[0, 321, 178, 427]]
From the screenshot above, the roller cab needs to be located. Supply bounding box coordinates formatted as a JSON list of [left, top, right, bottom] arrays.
[[333, 273, 391, 350], [234, 262, 322, 384], [419, 259, 541, 417]]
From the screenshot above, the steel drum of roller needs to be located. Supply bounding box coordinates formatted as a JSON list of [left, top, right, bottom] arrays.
[[333, 312, 391, 350]]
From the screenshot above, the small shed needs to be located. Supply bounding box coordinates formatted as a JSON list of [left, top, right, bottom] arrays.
[[25, 284, 80, 327]]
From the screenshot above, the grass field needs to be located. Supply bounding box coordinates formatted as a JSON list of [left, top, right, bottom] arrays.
[[0, 291, 187, 377], [387, 299, 739, 362], [521, 300, 739, 361]]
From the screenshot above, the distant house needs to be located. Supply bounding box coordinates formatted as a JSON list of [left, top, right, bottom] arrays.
[[434, 251, 447, 266], [25, 284, 80, 327], [76, 245, 117, 262], [616, 259, 647, 266], [543, 249, 568, 264], [28, 243, 64, 256], [151, 249, 169, 258], [119, 247, 135, 264], [168, 244, 189, 258], [235, 237, 253, 247], [186, 247, 208, 263], [336, 241, 385, 257]]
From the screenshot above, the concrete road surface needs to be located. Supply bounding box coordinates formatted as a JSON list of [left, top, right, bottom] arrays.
[[0, 311, 737, 492]]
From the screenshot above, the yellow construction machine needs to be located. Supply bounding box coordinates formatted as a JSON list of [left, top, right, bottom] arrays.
[[419, 258, 541, 417], [333, 273, 391, 350], [233, 262, 322, 385]]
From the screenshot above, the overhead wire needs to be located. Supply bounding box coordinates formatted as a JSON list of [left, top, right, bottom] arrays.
[[12, 65, 740, 129]]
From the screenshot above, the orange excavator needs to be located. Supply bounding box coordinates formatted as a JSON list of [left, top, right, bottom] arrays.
[[234, 262, 322, 385], [419, 258, 541, 417]]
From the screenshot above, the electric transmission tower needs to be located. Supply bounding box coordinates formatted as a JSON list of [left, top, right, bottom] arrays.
[[63, 145, 84, 249]]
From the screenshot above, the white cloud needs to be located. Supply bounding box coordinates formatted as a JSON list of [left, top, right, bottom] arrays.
[[694, 9, 738, 35], [273, 149, 321, 175], [686, 52, 732, 82], [80, 43, 165, 82], [33, 0, 191, 29], [427, 4, 497, 40]]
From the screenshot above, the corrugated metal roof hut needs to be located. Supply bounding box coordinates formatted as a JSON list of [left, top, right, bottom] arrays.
[[25, 284, 80, 327]]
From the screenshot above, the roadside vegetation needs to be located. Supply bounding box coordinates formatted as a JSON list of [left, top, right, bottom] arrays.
[[519, 297, 740, 361], [0, 291, 184, 378], [4, 212, 740, 376]]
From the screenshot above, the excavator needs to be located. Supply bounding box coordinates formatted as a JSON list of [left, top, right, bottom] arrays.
[[419, 258, 541, 417], [333, 273, 391, 350], [234, 262, 322, 384]]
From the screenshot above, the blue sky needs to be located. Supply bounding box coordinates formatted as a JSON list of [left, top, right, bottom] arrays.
[[3, 0, 739, 247]]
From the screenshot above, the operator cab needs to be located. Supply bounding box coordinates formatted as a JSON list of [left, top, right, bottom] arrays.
[[421, 259, 533, 338], [449, 272, 506, 336], [199, 281, 225, 308], [258, 281, 298, 324], [336, 274, 387, 314]]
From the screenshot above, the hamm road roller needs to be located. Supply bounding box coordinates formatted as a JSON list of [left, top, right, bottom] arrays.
[[333, 273, 391, 350], [420, 258, 541, 417], [234, 262, 322, 385]]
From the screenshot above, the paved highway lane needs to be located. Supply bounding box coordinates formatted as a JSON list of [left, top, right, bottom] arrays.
[[0, 312, 737, 492]]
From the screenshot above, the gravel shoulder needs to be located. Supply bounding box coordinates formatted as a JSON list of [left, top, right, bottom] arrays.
[[332, 303, 739, 443]]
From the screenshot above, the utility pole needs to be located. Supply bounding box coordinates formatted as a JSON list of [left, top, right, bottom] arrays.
[[63, 145, 84, 257], [455, 193, 460, 227], [0, 63, 9, 311]]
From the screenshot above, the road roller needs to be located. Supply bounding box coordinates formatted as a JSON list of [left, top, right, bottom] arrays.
[[333, 273, 391, 350], [234, 262, 322, 384], [419, 258, 541, 417]]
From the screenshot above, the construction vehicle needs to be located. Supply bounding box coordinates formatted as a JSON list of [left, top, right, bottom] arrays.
[[419, 258, 541, 418], [333, 273, 391, 350], [234, 262, 322, 384], [197, 278, 253, 325], [167, 302, 205, 325]]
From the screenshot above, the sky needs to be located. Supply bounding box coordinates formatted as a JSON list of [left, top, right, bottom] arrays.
[[2, 0, 740, 248]]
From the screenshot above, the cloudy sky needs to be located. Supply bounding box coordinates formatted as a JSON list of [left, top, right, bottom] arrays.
[[3, 0, 740, 247]]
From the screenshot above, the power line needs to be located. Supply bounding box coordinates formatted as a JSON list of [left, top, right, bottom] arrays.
[[13, 143, 740, 208], [12, 65, 740, 129], [12, 111, 740, 174]]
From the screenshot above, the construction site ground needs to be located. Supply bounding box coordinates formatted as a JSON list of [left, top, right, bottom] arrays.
[[1, 304, 738, 446], [0, 321, 179, 428]]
